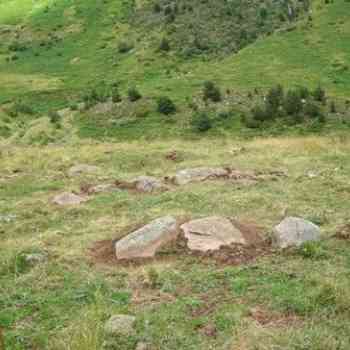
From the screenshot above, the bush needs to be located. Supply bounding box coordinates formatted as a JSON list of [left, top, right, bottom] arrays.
[[251, 105, 267, 122], [118, 41, 133, 53], [191, 112, 212, 132], [111, 87, 122, 103], [159, 38, 170, 52], [304, 101, 320, 118], [330, 101, 336, 113], [128, 87, 142, 102], [266, 84, 284, 112], [313, 85, 326, 102], [157, 96, 176, 115], [203, 81, 222, 102], [12, 102, 35, 116], [48, 110, 61, 124], [284, 90, 303, 115]]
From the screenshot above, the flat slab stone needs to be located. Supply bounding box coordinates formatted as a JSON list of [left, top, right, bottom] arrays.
[[116, 176, 168, 193], [180, 216, 246, 252], [88, 183, 120, 194], [68, 164, 100, 176], [273, 217, 321, 248], [115, 216, 178, 259], [133, 176, 168, 193], [173, 167, 229, 185], [104, 314, 136, 335], [53, 192, 88, 205]]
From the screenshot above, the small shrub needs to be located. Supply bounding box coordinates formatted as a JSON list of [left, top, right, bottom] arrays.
[[266, 84, 284, 112], [49, 110, 61, 124], [191, 112, 212, 132], [203, 81, 221, 102], [159, 37, 170, 52], [153, 3, 161, 13], [128, 87, 142, 102], [251, 105, 267, 122], [297, 86, 310, 99], [218, 110, 232, 119], [284, 89, 303, 115], [111, 87, 122, 103], [118, 41, 133, 53], [330, 101, 336, 113], [313, 85, 326, 102], [157, 96, 176, 115], [304, 101, 320, 118]]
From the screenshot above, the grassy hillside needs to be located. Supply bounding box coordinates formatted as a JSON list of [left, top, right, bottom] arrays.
[[0, 0, 349, 107], [1, 1, 350, 349]]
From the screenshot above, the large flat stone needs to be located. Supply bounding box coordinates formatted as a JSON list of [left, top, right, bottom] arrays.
[[180, 216, 246, 252], [273, 217, 321, 248], [52, 192, 88, 205], [173, 167, 229, 185], [115, 216, 178, 259]]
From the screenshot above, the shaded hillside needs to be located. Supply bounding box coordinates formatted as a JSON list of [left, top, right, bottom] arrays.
[[134, 0, 309, 56]]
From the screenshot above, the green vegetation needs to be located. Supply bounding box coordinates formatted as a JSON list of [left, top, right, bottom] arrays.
[[1, 0, 350, 349]]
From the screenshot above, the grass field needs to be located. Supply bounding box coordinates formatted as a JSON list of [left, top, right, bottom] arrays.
[[1, 0, 350, 349], [1, 135, 350, 349]]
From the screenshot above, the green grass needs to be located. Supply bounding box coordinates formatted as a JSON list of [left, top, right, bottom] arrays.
[[1, 136, 350, 349], [1, 1, 350, 348]]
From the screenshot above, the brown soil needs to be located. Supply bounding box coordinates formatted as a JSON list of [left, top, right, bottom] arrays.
[[335, 223, 350, 240], [248, 306, 301, 327], [88, 220, 272, 267]]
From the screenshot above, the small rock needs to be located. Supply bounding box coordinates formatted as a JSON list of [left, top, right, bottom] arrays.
[[88, 183, 120, 194], [116, 176, 168, 193], [135, 342, 149, 350], [104, 314, 136, 336], [307, 170, 318, 178], [90, 101, 114, 114], [68, 164, 100, 176], [273, 217, 321, 248], [133, 176, 168, 193], [180, 216, 246, 252], [0, 214, 16, 223], [173, 167, 229, 185], [115, 216, 178, 259], [24, 253, 47, 266], [53, 192, 89, 206]]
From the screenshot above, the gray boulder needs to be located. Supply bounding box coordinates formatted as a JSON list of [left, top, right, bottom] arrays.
[[180, 216, 246, 252], [273, 217, 321, 248], [115, 216, 178, 259], [104, 314, 136, 336], [173, 167, 229, 185]]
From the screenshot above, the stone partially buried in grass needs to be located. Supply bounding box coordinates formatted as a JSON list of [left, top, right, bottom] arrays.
[[172, 167, 230, 185], [273, 217, 321, 249], [104, 314, 136, 335], [68, 164, 100, 176], [116, 176, 168, 193], [180, 216, 247, 252], [115, 216, 178, 260], [53, 192, 89, 206]]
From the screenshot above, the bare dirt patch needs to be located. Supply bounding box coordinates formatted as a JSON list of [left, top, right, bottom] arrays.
[[335, 223, 350, 240], [248, 306, 302, 328], [88, 220, 272, 267]]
